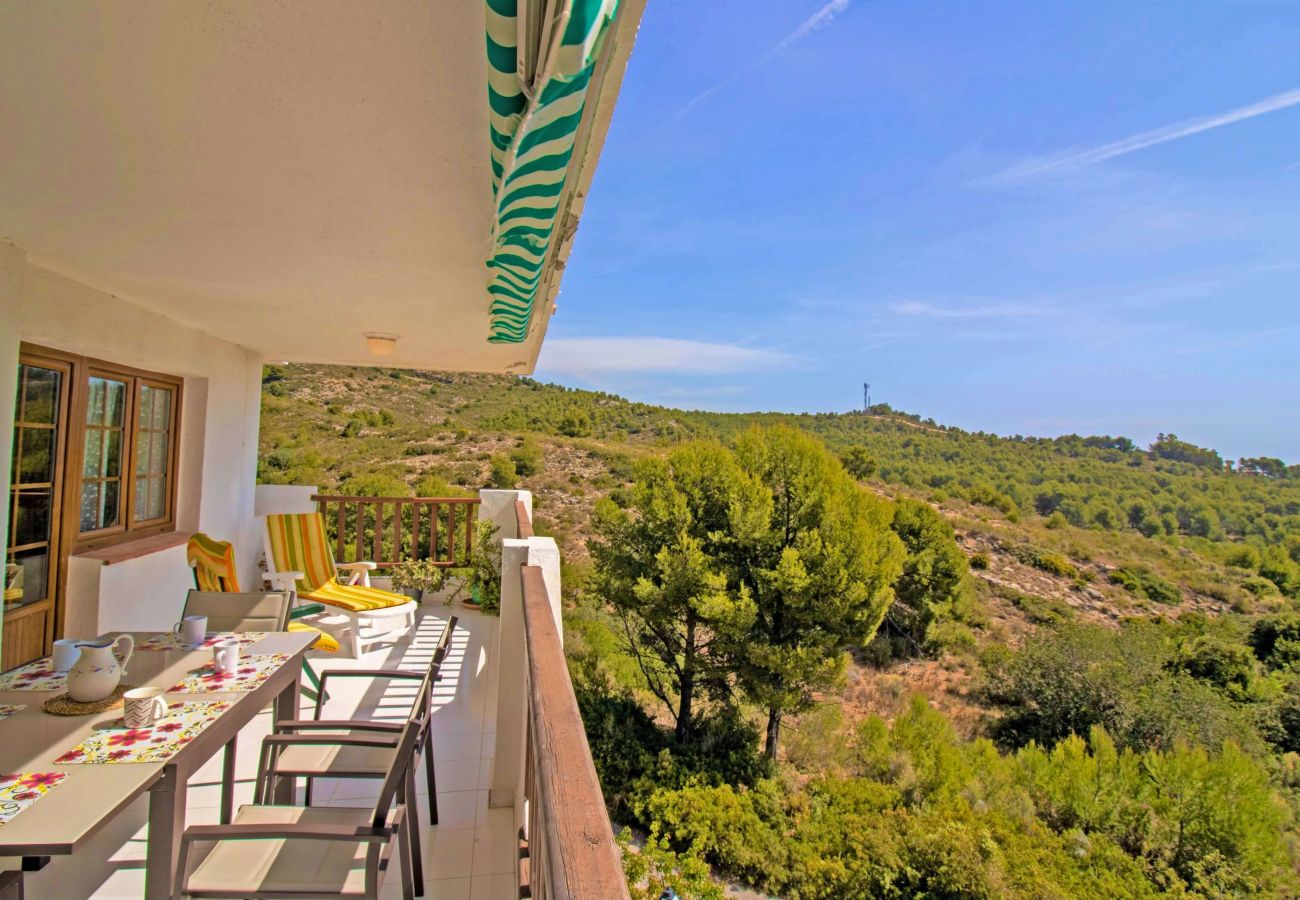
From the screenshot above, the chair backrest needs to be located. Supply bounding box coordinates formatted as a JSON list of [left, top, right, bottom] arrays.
[[182, 590, 292, 633], [417, 616, 458, 720], [187, 533, 242, 593], [370, 710, 426, 831], [264, 513, 338, 593]]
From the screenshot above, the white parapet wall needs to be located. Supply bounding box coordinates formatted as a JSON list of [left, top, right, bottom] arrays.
[[477, 489, 561, 822]]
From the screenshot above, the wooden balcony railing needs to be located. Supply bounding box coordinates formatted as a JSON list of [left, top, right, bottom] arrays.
[[515, 499, 534, 539], [311, 494, 480, 568], [519, 562, 628, 900]]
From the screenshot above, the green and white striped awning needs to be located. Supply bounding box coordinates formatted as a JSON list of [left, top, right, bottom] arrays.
[[485, 0, 620, 343]]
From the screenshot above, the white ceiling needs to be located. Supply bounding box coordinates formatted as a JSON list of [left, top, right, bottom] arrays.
[[0, 1, 579, 372]]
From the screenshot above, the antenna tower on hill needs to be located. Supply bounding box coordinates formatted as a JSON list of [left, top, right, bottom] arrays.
[[863, 382, 870, 413]]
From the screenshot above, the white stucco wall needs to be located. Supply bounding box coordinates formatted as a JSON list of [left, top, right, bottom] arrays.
[[2, 245, 265, 637]]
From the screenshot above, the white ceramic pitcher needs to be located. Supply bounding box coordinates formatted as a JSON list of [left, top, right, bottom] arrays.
[[67, 634, 134, 702]]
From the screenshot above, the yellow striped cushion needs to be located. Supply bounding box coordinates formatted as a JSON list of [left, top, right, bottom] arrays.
[[264, 513, 338, 593], [299, 580, 411, 613], [288, 621, 341, 653], [188, 533, 241, 592]]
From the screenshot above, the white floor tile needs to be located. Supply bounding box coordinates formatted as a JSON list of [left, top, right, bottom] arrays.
[[424, 876, 474, 900], [422, 827, 476, 879], [469, 872, 516, 900], [471, 825, 517, 876]]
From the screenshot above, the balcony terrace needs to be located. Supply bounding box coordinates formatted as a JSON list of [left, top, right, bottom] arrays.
[[6, 491, 622, 900]]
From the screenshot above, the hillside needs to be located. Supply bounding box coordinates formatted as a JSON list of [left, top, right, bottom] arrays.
[[260, 364, 1300, 727], [260, 363, 1298, 610]]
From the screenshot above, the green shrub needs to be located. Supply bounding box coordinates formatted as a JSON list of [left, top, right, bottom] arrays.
[[1110, 565, 1181, 604], [558, 406, 592, 437], [341, 472, 410, 497], [1225, 544, 1263, 569], [1249, 614, 1300, 671], [1172, 635, 1257, 696], [1012, 546, 1078, 578], [511, 435, 543, 477], [487, 453, 517, 489], [969, 550, 991, 570], [985, 623, 1257, 754], [1243, 574, 1280, 597], [840, 446, 877, 480], [619, 830, 723, 900]]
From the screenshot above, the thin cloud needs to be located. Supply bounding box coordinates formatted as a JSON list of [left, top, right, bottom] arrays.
[[668, 1, 853, 123], [891, 300, 1051, 319], [978, 86, 1300, 186], [538, 337, 796, 376]]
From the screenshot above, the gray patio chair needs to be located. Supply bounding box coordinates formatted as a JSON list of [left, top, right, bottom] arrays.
[[181, 589, 293, 633], [254, 617, 458, 887], [0, 869, 23, 900], [174, 705, 423, 899]]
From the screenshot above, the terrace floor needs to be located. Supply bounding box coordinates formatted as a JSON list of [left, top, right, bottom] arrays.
[[19, 606, 514, 900]]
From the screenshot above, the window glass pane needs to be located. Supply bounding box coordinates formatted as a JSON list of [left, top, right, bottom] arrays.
[[135, 477, 165, 521], [150, 387, 172, 430], [104, 379, 126, 426], [147, 480, 164, 519], [80, 482, 100, 531], [149, 432, 167, 475], [136, 388, 154, 432], [14, 489, 52, 547], [136, 428, 152, 476], [134, 479, 148, 521], [84, 429, 103, 477], [21, 366, 61, 425], [18, 428, 56, 483], [86, 378, 106, 425], [104, 429, 122, 476], [100, 480, 120, 529], [8, 547, 49, 608]]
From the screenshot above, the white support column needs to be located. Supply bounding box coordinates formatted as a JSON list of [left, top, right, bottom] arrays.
[[480, 488, 532, 811], [490, 538, 530, 811], [478, 488, 531, 541]]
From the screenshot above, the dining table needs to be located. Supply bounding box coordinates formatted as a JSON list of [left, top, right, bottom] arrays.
[[0, 629, 315, 899]]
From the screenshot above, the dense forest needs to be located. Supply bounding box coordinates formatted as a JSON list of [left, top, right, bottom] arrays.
[[260, 364, 1300, 898]]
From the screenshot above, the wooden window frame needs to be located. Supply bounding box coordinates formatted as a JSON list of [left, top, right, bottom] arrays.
[[17, 345, 184, 554], [71, 359, 182, 551]]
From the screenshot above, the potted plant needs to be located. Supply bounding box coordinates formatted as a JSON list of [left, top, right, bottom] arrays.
[[389, 557, 448, 603], [459, 521, 502, 613]]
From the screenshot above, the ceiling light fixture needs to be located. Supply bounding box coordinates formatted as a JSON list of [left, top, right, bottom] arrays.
[[363, 333, 399, 357]]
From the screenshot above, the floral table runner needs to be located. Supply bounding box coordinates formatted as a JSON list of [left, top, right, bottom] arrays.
[[167, 653, 290, 694], [0, 660, 66, 692], [0, 772, 67, 825], [137, 631, 269, 651], [54, 702, 230, 764], [0, 704, 25, 721]]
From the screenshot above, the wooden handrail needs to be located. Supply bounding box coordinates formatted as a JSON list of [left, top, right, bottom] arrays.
[[520, 564, 628, 900], [516, 500, 534, 539], [310, 495, 480, 569]]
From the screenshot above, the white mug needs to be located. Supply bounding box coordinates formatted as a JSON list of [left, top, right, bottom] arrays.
[[123, 686, 168, 728], [174, 615, 208, 646], [212, 639, 239, 675], [51, 638, 82, 672]]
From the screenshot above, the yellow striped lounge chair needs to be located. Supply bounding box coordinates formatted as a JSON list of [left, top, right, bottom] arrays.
[[186, 532, 339, 698], [262, 512, 417, 657]]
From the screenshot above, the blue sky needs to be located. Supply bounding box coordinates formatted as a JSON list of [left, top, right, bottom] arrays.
[[532, 0, 1300, 461]]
